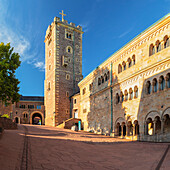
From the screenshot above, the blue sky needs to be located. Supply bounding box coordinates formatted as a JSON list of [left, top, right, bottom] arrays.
[[0, 0, 169, 96]]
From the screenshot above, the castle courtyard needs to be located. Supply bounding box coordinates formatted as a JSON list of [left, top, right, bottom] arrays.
[[0, 125, 169, 170]]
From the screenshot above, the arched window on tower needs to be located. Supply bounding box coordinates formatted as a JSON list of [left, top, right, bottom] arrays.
[[149, 44, 155, 56], [159, 76, 165, 90], [49, 50, 51, 57], [164, 35, 169, 49], [48, 82, 51, 90], [118, 64, 122, 73], [156, 40, 161, 52]]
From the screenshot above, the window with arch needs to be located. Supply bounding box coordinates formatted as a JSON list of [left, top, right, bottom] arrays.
[[118, 64, 122, 74], [159, 76, 165, 90], [82, 88, 86, 95], [98, 78, 101, 86], [49, 50, 51, 57], [124, 90, 128, 101], [104, 73, 107, 81], [49, 65, 51, 70], [66, 46, 72, 54], [152, 78, 158, 93], [146, 81, 151, 94], [164, 35, 169, 49], [48, 82, 51, 90], [122, 61, 126, 71], [65, 31, 73, 40], [24, 113, 28, 118], [116, 93, 120, 104], [132, 55, 135, 65], [120, 91, 124, 102], [134, 86, 138, 98], [149, 44, 155, 56], [156, 40, 161, 52], [107, 71, 110, 80], [129, 88, 133, 100], [127, 58, 132, 68], [101, 76, 104, 83]]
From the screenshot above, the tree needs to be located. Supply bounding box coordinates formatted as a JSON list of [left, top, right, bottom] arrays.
[[0, 42, 21, 104]]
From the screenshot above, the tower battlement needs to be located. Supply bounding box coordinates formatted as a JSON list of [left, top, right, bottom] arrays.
[[45, 16, 82, 40]]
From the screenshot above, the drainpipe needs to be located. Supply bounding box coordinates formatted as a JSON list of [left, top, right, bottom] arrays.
[[110, 62, 113, 135], [73, 30, 75, 94], [69, 96, 72, 118]]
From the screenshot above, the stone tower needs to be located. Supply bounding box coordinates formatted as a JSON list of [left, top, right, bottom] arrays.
[[44, 11, 83, 126]]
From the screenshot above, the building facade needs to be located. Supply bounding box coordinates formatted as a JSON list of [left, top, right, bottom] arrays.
[[0, 96, 45, 125], [73, 14, 170, 142], [44, 12, 83, 126]]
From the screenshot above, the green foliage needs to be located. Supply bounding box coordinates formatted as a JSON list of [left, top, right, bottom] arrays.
[[0, 42, 21, 104], [1, 114, 10, 119]]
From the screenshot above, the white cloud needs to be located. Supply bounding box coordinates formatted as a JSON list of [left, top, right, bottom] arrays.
[[118, 27, 133, 38], [34, 61, 45, 71], [0, 0, 44, 71], [79, 22, 89, 32]]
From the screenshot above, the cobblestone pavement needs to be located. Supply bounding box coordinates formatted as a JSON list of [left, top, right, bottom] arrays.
[[0, 124, 169, 170]]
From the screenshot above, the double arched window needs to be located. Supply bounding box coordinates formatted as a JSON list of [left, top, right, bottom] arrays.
[[118, 55, 135, 74], [98, 71, 110, 86]]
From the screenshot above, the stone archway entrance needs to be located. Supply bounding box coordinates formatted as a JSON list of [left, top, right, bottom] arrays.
[[15, 117, 19, 124], [32, 113, 42, 125]]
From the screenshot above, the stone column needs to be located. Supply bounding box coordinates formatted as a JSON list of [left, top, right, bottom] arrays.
[[161, 118, 165, 134], [158, 79, 162, 91], [153, 120, 156, 135], [121, 125, 124, 137], [165, 75, 169, 89], [144, 121, 148, 135]]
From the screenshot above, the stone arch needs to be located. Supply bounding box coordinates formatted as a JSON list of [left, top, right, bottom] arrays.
[[14, 116, 20, 124], [30, 111, 44, 125], [115, 117, 125, 125], [145, 110, 160, 121], [162, 107, 170, 118]]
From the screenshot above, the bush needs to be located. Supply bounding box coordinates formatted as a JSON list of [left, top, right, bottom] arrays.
[[1, 114, 10, 119]]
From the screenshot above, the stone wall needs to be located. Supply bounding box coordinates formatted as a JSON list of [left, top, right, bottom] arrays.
[[0, 117, 17, 130]]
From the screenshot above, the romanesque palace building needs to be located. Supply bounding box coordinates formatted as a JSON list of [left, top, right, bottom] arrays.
[[72, 13, 170, 142]]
